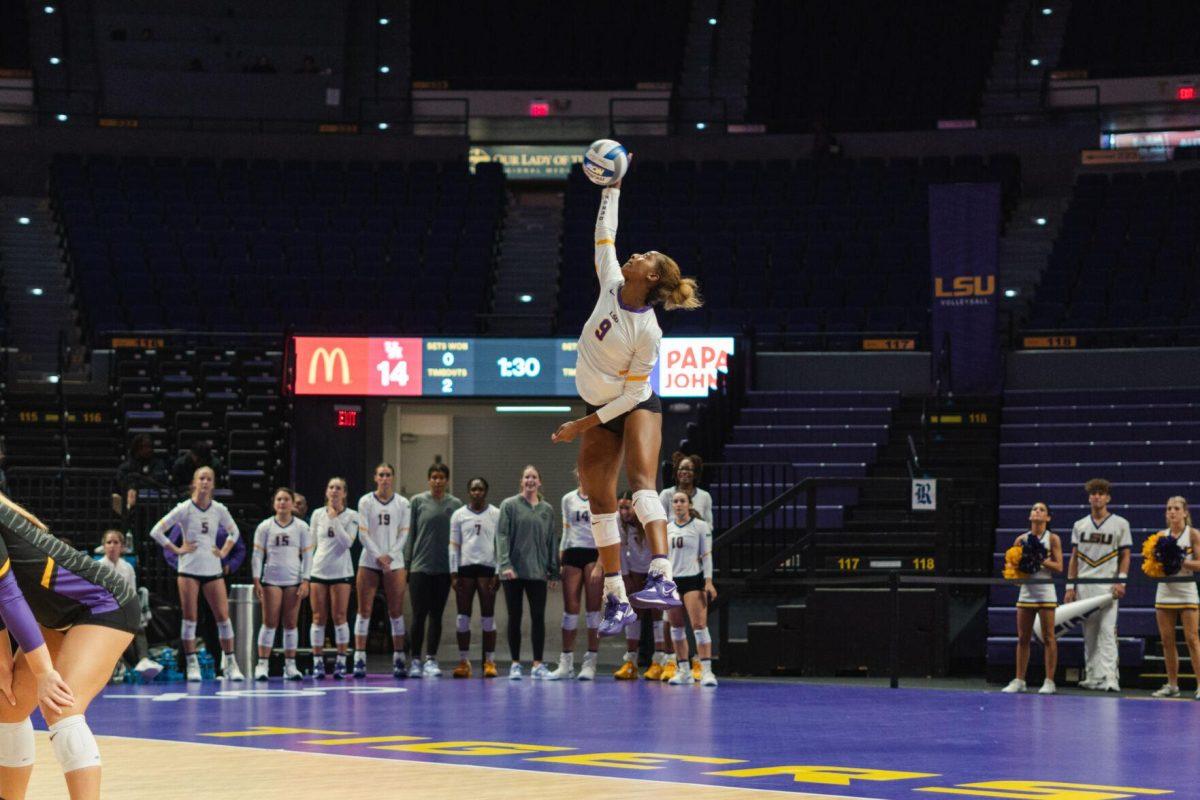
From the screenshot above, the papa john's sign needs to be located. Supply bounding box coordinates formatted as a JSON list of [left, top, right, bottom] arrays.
[[653, 337, 735, 398], [294, 336, 423, 396]]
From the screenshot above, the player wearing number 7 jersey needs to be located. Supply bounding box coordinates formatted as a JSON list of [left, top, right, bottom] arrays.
[[551, 168, 703, 636]]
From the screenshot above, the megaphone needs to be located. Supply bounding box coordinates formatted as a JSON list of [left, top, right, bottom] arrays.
[[1033, 593, 1114, 643]]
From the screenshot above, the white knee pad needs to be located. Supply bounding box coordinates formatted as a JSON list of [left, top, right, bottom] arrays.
[[586, 611, 602, 630], [695, 627, 711, 645], [389, 616, 406, 636], [0, 718, 35, 767], [283, 628, 298, 651], [180, 619, 197, 642], [481, 616, 495, 633], [671, 626, 687, 642], [334, 622, 350, 645], [456, 614, 471, 633], [354, 615, 371, 637], [561, 612, 579, 631], [49, 716, 100, 773], [653, 620, 664, 640], [590, 512, 621, 548], [216, 619, 234, 640], [310, 623, 326, 648], [632, 490, 667, 526], [257, 626, 277, 649]]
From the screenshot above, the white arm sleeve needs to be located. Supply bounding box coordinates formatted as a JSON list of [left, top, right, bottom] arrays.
[[149, 503, 185, 546], [219, 505, 240, 543], [357, 497, 381, 564], [449, 513, 462, 573], [594, 187, 622, 286], [332, 510, 357, 549], [700, 521, 713, 580], [299, 522, 314, 580], [593, 331, 659, 424], [251, 520, 268, 579], [389, 500, 411, 562]]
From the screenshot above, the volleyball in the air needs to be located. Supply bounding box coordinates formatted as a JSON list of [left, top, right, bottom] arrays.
[[583, 138, 629, 186]]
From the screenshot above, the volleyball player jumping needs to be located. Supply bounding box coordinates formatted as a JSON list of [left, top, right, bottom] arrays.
[[551, 173, 703, 634]]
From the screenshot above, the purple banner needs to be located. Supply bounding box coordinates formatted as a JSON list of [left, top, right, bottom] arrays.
[[928, 183, 1001, 395]]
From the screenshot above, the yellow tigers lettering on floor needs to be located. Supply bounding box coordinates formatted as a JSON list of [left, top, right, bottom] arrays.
[[916, 780, 1174, 800], [707, 765, 938, 786], [532, 752, 745, 771]]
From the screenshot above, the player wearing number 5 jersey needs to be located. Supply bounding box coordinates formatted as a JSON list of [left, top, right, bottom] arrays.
[[551, 173, 703, 636], [353, 463, 411, 679]]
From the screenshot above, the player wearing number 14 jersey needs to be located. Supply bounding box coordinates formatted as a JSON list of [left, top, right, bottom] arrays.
[[551, 170, 703, 636]]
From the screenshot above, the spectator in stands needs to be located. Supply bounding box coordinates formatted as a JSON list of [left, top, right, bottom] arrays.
[[112, 434, 169, 515], [658, 452, 713, 526], [293, 492, 309, 522], [403, 464, 462, 678], [1063, 478, 1131, 692], [98, 529, 162, 681], [1002, 502, 1063, 695], [1151, 496, 1200, 698], [171, 442, 222, 496], [297, 54, 320, 74], [247, 55, 277, 74], [497, 465, 558, 680]]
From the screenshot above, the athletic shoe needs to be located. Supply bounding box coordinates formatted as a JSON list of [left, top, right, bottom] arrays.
[[577, 653, 597, 681], [531, 663, 551, 680], [222, 655, 245, 682], [598, 594, 638, 637], [312, 658, 326, 680], [407, 659, 424, 679], [632, 572, 682, 609], [1100, 681, 1121, 693], [423, 658, 442, 678], [1152, 684, 1180, 698], [668, 669, 695, 685], [254, 661, 270, 681], [613, 661, 638, 680], [1038, 679, 1056, 695], [111, 662, 126, 684], [691, 657, 702, 682], [483, 660, 498, 679], [546, 660, 574, 681], [1194, 689, 1200, 701], [452, 660, 472, 678], [660, 660, 678, 682], [1078, 678, 1100, 690], [393, 657, 408, 679], [333, 659, 346, 680], [508, 663, 523, 680], [284, 661, 303, 681], [134, 657, 163, 682], [1001, 678, 1026, 693], [352, 656, 367, 679], [643, 662, 663, 681], [186, 660, 202, 683], [700, 670, 718, 687]]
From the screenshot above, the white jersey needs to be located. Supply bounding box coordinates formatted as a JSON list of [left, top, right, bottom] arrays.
[[449, 504, 500, 571], [150, 499, 239, 577], [252, 517, 314, 586], [573, 188, 662, 423], [560, 490, 595, 550], [668, 517, 713, 579], [309, 506, 360, 580], [100, 556, 137, 592], [620, 517, 653, 575], [659, 486, 714, 527], [1155, 527, 1200, 608], [1071, 513, 1132, 578], [1016, 530, 1058, 607], [356, 492, 411, 571]]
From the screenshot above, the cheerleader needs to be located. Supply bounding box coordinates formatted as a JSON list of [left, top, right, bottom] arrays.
[[658, 452, 713, 526], [1150, 496, 1200, 698], [551, 175, 703, 634], [353, 463, 411, 679], [0, 493, 140, 800], [448, 477, 500, 678], [251, 489, 313, 681], [1002, 502, 1063, 695], [149, 466, 244, 682], [548, 475, 603, 681], [613, 491, 669, 680], [308, 477, 359, 679], [659, 492, 717, 686]]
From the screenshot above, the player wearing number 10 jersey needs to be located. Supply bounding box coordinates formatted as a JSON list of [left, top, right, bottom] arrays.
[[551, 168, 703, 636]]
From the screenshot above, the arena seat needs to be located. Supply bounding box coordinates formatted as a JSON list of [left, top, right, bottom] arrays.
[[1057, 0, 1200, 78]]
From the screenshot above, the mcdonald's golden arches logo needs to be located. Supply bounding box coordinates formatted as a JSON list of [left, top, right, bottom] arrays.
[[308, 347, 351, 385]]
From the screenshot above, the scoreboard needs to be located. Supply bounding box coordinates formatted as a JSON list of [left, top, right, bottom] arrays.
[[293, 336, 733, 399]]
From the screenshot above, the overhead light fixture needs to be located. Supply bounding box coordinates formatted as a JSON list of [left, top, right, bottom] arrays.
[[48, 57, 61, 65], [378, 17, 389, 25], [708, 17, 717, 25], [1035, 217, 1047, 226], [377, 122, 389, 130], [17, 216, 30, 225], [378, 65, 390, 74], [1029, 58, 1041, 67], [30, 287, 44, 296], [1004, 288, 1018, 298], [696, 122, 707, 130], [518, 294, 533, 303], [55, 113, 68, 122]]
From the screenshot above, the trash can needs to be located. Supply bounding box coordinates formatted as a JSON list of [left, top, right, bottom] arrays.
[[230, 584, 260, 674]]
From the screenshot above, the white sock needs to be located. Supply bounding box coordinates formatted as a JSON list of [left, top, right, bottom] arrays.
[[484, 651, 494, 662], [701, 659, 712, 672], [559, 652, 573, 667], [459, 650, 469, 661], [285, 658, 296, 670], [603, 575, 627, 602], [623, 650, 636, 663], [394, 651, 406, 665], [186, 653, 199, 666], [354, 650, 366, 663], [649, 557, 673, 581]]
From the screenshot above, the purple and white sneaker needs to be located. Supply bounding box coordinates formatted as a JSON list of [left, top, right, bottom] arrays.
[[332, 657, 346, 680], [598, 594, 638, 637], [632, 572, 682, 609]]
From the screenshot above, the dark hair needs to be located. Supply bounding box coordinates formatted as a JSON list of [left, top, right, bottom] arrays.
[[129, 433, 153, 457], [101, 528, 124, 544], [272, 486, 295, 502], [672, 451, 703, 481], [1032, 501, 1052, 518], [428, 463, 450, 479], [374, 462, 395, 476], [618, 489, 633, 501], [467, 476, 489, 492], [1085, 478, 1112, 496]]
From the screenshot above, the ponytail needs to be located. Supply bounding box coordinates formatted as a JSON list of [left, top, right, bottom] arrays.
[[651, 253, 703, 311]]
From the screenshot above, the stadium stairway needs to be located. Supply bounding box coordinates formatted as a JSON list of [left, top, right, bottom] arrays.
[[487, 189, 561, 336], [980, 0, 1072, 119], [999, 194, 1069, 319]]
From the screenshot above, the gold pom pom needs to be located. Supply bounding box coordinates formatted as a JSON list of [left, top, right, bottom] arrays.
[[1142, 533, 1166, 579], [1003, 544, 1027, 581]]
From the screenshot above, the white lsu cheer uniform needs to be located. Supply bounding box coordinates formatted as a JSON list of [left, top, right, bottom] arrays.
[[575, 187, 663, 432], [309, 506, 360, 584], [252, 517, 315, 587], [356, 492, 411, 572], [150, 499, 240, 580], [1155, 527, 1200, 610], [620, 517, 653, 576], [659, 486, 714, 527], [1070, 512, 1131, 686], [560, 489, 597, 570], [668, 516, 713, 596], [449, 504, 500, 578], [1015, 530, 1057, 608]]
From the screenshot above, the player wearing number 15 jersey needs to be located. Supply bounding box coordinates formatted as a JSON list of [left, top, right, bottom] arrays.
[[551, 172, 703, 636]]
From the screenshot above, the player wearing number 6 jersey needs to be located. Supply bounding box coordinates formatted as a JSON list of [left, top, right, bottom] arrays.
[[551, 170, 703, 636]]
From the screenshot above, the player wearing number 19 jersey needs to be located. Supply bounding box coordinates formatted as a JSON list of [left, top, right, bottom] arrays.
[[551, 175, 703, 637], [353, 463, 411, 678]]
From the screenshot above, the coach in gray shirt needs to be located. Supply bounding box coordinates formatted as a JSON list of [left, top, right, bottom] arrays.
[[403, 463, 462, 677]]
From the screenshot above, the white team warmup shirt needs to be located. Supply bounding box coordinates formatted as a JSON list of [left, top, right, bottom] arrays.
[[449, 504, 501, 571], [620, 517, 653, 575], [1071, 513, 1132, 579], [356, 492, 411, 571], [659, 486, 714, 527], [252, 517, 314, 586], [101, 556, 137, 592], [150, 499, 240, 577], [667, 517, 713, 579], [560, 489, 595, 550], [309, 506, 360, 580], [574, 187, 663, 423]]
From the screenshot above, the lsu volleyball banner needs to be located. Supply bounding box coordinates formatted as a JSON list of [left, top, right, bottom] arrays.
[[928, 183, 1001, 395]]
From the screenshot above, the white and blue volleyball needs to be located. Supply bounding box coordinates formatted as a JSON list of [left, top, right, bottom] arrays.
[[583, 138, 629, 186]]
